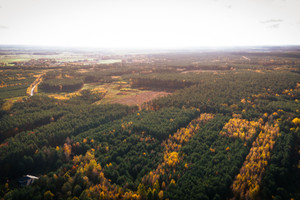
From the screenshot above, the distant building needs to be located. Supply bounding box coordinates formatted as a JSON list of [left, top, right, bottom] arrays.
[[18, 175, 39, 186]]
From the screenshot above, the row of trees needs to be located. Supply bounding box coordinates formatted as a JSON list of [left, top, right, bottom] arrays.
[[259, 113, 300, 199], [39, 78, 84, 92], [0, 69, 40, 99], [165, 115, 250, 199], [0, 96, 65, 141], [140, 113, 215, 190], [232, 122, 280, 200]]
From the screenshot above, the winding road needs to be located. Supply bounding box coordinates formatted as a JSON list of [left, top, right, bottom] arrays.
[[30, 85, 36, 96], [27, 73, 44, 96]]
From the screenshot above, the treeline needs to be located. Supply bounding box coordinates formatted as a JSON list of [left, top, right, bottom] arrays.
[[39, 79, 83, 92], [149, 71, 300, 112], [0, 70, 36, 99], [131, 78, 195, 91], [0, 109, 64, 142], [0, 84, 33, 99], [39, 70, 84, 93], [128, 72, 215, 91], [232, 52, 300, 59]]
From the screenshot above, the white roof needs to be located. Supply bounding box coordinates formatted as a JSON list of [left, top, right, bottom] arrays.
[[26, 175, 39, 179]]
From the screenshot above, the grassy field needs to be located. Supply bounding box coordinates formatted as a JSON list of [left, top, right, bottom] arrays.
[[39, 81, 168, 106], [0, 54, 121, 64], [87, 82, 170, 106], [0, 56, 32, 63]]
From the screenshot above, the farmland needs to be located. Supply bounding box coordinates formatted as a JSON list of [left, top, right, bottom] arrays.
[[0, 45, 300, 200]]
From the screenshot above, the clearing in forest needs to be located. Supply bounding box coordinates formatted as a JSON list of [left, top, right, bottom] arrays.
[[109, 91, 170, 106], [81, 82, 170, 106]]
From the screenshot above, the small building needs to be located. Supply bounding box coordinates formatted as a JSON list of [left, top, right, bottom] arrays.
[[18, 175, 39, 186]]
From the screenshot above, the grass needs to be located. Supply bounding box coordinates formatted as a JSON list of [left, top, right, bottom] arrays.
[[39, 80, 167, 106], [2, 96, 27, 110], [94, 82, 143, 104], [0, 56, 31, 63]]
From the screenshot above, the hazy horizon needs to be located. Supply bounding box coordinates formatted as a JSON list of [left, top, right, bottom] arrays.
[[1, 0, 300, 49]]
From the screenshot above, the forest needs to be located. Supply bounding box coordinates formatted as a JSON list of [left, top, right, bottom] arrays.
[[0, 47, 300, 200]]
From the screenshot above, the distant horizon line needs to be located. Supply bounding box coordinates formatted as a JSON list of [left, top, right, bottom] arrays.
[[1, 43, 300, 51]]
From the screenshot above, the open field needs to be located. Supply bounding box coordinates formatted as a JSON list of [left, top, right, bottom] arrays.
[[109, 91, 170, 106], [84, 82, 170, 106], [0, 52, 121, 65]]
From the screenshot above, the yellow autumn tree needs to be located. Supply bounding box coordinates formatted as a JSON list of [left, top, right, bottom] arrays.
[[232, 122, 279, 200], [292, 117, 300, 126], [44, 190, 54, 200], [63, 143, 72, 159]]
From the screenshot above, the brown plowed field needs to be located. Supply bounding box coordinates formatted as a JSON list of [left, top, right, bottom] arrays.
[[110, 91, 170, 106]]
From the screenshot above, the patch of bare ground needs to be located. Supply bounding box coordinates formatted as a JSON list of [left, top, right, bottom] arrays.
[[181, 70, 220, 74], [110, 91, 170, 106]]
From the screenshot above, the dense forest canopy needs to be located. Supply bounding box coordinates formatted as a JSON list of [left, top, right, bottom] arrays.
[[0, 47, 300, 200]]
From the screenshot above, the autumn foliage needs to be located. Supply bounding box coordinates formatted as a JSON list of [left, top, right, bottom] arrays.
[[232, 122, 280, 200], [26, 73, 44, 96], [72, 151, 124, 199], [220, 115, 263, 141], [141, 113, 214, 189], [292, 117, 300, 126]]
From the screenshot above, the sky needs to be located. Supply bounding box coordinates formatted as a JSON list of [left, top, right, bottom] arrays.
[[0, 0, 300, 49]]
